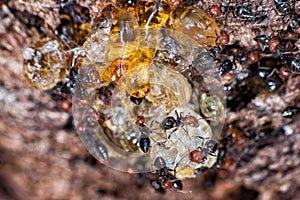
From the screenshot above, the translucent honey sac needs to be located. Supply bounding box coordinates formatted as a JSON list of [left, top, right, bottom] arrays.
[[108, 8, 140, 63], [100, 58, 131, 83], [138, 0, 171, 28], [174, 6, 220, 47], [112, 47, 155, 98], [23, 37, 71, 90], [82, 30, 110, 63], [199, 93, 224, 120], [146, 62, 192, 110]]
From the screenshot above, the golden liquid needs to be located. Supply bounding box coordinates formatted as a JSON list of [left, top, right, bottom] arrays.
[[174, 6, 220, 47]]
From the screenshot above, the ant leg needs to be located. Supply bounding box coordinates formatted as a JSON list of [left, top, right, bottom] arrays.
[[167, 127, 178, 139]]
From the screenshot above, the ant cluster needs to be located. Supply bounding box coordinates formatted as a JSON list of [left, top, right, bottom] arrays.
[[21, 0, 228, 192]]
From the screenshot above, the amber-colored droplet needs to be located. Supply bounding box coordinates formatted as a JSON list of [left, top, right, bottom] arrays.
[[138, 0, 170, 29], [131, 84, 151, 98], [101, 59, 131, 83], [23, 38, 70, 90], [174, 6, 220, 47]]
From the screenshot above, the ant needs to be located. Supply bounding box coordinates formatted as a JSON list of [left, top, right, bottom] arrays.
[[136, 115, 151, 153], [151, 156, 191, 193], [219, 59, 237, 76], [281, 106, 299, 118], [207, 3, 254, 20], [136, 115, 166, 153], [160, 111, 200, 138], [189, 137, 218, 164]]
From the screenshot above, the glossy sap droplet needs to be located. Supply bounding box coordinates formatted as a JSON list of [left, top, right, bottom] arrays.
[[23, 38, 70, 90], [108, 8, 140, 63], [200, 93, 224, 120], [82, 30, 110, 63]]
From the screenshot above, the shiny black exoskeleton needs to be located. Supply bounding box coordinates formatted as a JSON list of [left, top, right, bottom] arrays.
[[274, 0, 291, 15], [254, 35, 269, 51], [130, 96, 144, 105], [60, 67, 78, 94], [282, 55, 300, 73], [139, 134, 151, 153], [221, 5, 254, 19], [233, 6, 254, 19], [282, 106, 299, 118], [160, 111, 184, 131], [219, 60, 236, 76], [160, 116, 178, 130], [215, 146, 227, 168]]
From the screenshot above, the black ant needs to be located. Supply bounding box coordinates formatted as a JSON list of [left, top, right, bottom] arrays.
[[273, 0, 292, 15], [136, 115, 166, 153], [220, 4, 254, 20], [160, 111, 200, 138], [219, 59, 237, 76], [136, 115, 151, 153], [281, 106, 299, 118], [151, 156, 190, 193]]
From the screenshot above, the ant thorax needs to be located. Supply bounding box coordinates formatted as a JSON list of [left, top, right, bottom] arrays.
[[149, 107, 218, 180]]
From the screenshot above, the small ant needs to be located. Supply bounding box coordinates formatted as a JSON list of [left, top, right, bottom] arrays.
[[136, 115, 166, 153], [160, 111, 200, 138], [136, 115, 151, 153], [151, 156, 190, 193], [273, 0, 292, 15], [190, 137, 218, 164], [281, 106, 299, 118], [219, 60, 237, 76], [207, 3, 254, 20]]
